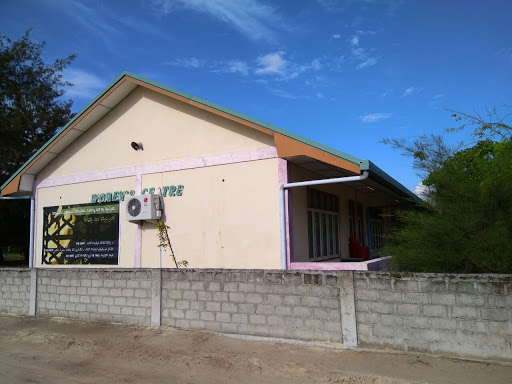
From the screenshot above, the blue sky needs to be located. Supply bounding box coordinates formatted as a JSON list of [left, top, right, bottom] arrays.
[[1, 0, 511, 192]]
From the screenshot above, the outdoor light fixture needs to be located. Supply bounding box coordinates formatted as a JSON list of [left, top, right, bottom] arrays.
[[366, 186, 375, 191], [131, 142, 143, 151]]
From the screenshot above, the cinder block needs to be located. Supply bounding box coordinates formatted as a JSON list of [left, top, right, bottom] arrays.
[[256, 304, 273, 315], [207, 282, 221, 291], [185, 310, 200, 320], [121, 289, 134, 297], [320, 298, 339, 309], [267, 315, 284, 326], [372, 325, 396, 338], [223, 282, 238, 292], [431, 293, 456, 305], [292, 307, 312, 317], [134, 289, 147, 298], [92, 280, 103, 288], [176, 281, 190, 290], [176, 301, 190, 310], [201, 312, 215, 321], [221, 302, 237, 313], [238, 283, 256, 292], [430, 318, 457, 330], [220, 322, 238, 333], [190, 301, 205, 311], [206, 302, 221, 312], [216, 312, 231, 322], [301, 296, 320, 307], [110, 288, 122, 297], [204, 321, 221, 332], [283, 295, 301, 306], [255, 284, 274, 294], [57, 287, 66, 294], [283, 273, 302, 286], [396, 303, 420, 316], [66, 287, 77, 295], [247, 271, 265, 283], [324, 320, 340, 333], [183, 291, 197, 300], [133, 307, 147, 317], [356, 312, 380, 324], [405, 316, 431, 328], [198, 291, 213, 301], [103, 280, 115, 288], [213, 292, 228, 302], [70, 295, 80, 303], [232, 313, 249, 324], [448, 281, 477, 294], [479, 308, 509, 321], [87, 288, 99, 296], [191, 281, 205, 290], [109, 306, 121, 315], [121, 307, 134, 316], [98, 288, 110, 296], [97, 305, 109, 313], [229, 292, 245, 303], [249, 314, 266, 325], [265, 294, 283, 306], [452, 306, 478, 319], [103, 297, 114, 305], [81, 279, 92, 287], [247, 293, 263, 304], [75, 303, 87, 312], [275, 306, 292, 316], [423, 305, 447, 317], [127, 280, 140, 289], [176, 319, 191, 328], [402, 292, 430, 304], [86, 304, 98, 313], [190, 320, 205, 329], [79, 296, 91, 304], [311, 286, 337, 298], [457, 294, 485, 306], [114, 297, 126, 306]]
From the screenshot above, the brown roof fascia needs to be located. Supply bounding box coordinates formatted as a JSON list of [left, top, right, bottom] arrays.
[[274, 133, 361, 174]]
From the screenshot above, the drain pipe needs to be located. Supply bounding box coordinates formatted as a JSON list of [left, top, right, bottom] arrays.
[[0, 195, 35, 268], [279, 171, 369, 270]]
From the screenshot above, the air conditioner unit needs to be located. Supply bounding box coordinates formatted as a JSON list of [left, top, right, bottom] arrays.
[[126, 194, 162, 222]]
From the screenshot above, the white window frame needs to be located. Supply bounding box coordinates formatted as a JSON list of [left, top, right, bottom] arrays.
[[307, 208, 340, 261]]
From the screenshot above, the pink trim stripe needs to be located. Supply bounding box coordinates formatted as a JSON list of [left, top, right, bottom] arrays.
[[35, 146, 278, 189], [289, 262, 369, 271]]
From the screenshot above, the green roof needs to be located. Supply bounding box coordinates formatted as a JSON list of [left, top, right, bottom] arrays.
[[1, 71, 418, 202]]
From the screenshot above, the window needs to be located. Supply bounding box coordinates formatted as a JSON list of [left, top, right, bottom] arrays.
[[369, 219, 383, 251], [307, 188, 339, 260]]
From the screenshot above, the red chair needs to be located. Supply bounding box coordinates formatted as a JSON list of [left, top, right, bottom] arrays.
[[349, 237, 370, 261]]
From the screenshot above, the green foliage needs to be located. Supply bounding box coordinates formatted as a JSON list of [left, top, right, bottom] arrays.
[[383, 109, 512, 273], [0, 30, 75, 260], [0, 29, 76, 185], [156, 221, 188, 268]]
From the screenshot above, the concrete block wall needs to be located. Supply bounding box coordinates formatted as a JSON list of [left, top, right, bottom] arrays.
[[354, 272, 512, 360], [0, 268, 31, 315], [161, 269, 343, 342], [37, 269, 153, 325]]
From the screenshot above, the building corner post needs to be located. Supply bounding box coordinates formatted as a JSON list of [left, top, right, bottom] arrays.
[[338, 270, 358, 347], [150, 269, 162, 326], [29, 268, 37, 316]]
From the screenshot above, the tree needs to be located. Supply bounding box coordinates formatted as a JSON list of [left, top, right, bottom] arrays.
[[381, 108, 512, 273], [0, 30, 76, 264], [0, 30, 76, 184]]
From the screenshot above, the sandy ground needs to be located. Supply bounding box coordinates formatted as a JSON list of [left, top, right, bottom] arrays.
[[0, 314, 511, 384]]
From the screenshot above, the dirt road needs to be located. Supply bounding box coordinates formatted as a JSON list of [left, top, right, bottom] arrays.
[[0, 314, 510, 384]]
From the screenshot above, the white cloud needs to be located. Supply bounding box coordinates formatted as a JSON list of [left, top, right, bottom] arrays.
[[255, 52, 287, 74], [226, 60, 249, 75], [332, 34, 341, 39], [414, 182, 431, 200], [356, 56, 379, 69], [350, 36, 360, 46], [316, 92, 325, 99], [64, 69, 104, 98], [402, 86, 424, 97], [270, 88, 298, 99], [149, 0, 284, 42], [166, 57, 204, 68], [361, 113, 392, 123]]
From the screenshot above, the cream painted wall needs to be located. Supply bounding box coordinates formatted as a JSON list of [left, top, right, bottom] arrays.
[[38, 87, 275, 180], [35, 177, 135, 268], [287, 164, 387, 263], [140, 158, 281, 269]]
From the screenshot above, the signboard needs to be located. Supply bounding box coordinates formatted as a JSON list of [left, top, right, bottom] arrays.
[[42, 202, 120, 265]]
